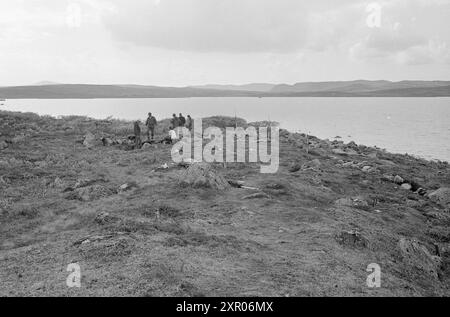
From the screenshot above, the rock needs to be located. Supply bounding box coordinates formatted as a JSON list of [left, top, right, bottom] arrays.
[[302, 159, 321, 170], [53, 177, 64, 188], [361, 166, 372, 173], [394, 175, 404, 185], [118, 183, 136, 192], [332, 149, 348, 156], [178, 163, 230, 190], [428, 188, 450, 207], [382, 174, 395, 182], [83, 132, 101, 149], [102, 137, 115, 146], [401, 183, 412, 191], [406, 199, 425, 208], [336, 230, 368, 249], [243, 193, 270, 200], [0, 141, 8, 150], [398, 238, 441, 279], [342, 161, 357, 168], [288, 163, 302, 173], [94, 212, 117, 225], [66, 185, 114, 202], [31, 282, 45, 291], [335, 197, 369, 209], [141, 143, 153, 150], [346, 149, 359, 155], [347, 141, 358, 149], [11, 135, 26, 144], [416, 188, 427, 196], [228, 180, 245, 188], [73, 178, 99, 189]]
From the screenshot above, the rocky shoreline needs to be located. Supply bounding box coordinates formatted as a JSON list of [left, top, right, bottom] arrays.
[[1, 110, 449, 296]]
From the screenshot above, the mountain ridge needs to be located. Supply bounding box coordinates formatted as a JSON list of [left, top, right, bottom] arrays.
[[1, 80, 450, 98]]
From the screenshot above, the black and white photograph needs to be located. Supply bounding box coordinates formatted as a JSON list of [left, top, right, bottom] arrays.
[[0, 0, 450, 300]]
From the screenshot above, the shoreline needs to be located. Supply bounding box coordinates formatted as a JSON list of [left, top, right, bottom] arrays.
[[1, 109, 449, 296], [1, 108, 449, 164]]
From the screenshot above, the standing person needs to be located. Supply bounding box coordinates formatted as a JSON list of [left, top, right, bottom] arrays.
[[145, 112, 157, 140], [186, 115, 193, 131], [134, 121, 142, 149], [170, 114, 180, 129], [179, 113, 186, 127]]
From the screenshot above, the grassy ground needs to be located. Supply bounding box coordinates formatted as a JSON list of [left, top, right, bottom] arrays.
[[0, 110, 449, 297]]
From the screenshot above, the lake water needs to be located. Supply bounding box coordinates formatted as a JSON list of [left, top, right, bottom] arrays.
[[1, 97, 449, 162]]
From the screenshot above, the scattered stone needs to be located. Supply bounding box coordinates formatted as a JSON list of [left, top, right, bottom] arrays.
[[346, 149, 359, 155], [347, 141, 358, 149], [302, 159, 321, 170], [178, 163, 230, 190], [342, 161, 356, 168], [73, 178, 100, 189], [243, 192, 270, 200], [335, 197, 369, 209], [53, 177, 64, 188], [101, 137, 116, 147], [94, 212, 117, 225], [361, 166, 372, 173], [332, 149, 348, 156], [416, 188, 427, 196], [394, 175, 404, 185], [0, 141, 8, 150], [83, 132, 101, 149], [428, 188, 450, 207], [65, 185, 114, 202], [141, 143, 153, 150], [288, 163, 302, 173], [118, 183, 136, 192], [401, 183, 412, 191], [228, 180, 245, 188], [382, 174, 395, 182], [10, 135, 26, 144], [406, 199, 426, 209], [398, 238, 442, 279], [31, 282, 45, 291], [336, 230, 368, 249]]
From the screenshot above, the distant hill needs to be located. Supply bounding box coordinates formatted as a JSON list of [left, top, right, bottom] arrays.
[[34, 81, 63, 86], [0, 81, 449, 98], [0, 84, 260, 99], [270, 80, 450, 94], [192, 83, 275, 92]]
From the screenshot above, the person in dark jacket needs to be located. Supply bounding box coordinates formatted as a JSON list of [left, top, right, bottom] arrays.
[[171, 114, 180, 129], [186, 115, 193, 131], [134, 121, 142, 149], [145, 112, 157, 140], [178, 113, 186, 127]]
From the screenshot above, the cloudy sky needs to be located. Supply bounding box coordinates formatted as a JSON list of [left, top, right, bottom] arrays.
[[1, 0, 450, 86]]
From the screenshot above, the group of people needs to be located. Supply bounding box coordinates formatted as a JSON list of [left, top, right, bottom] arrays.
[[170, 113, 193, 131], [133, 112, 193, 149]]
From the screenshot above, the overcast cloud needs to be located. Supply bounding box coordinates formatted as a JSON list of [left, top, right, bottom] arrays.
[[0, 0, 449, 86]]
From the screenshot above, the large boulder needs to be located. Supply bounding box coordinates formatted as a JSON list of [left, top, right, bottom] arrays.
[[428, 188, 450, 208], [178, 163, 230, 190]]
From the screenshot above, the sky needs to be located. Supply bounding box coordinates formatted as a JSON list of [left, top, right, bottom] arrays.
[[1, 0, 450, 86]]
